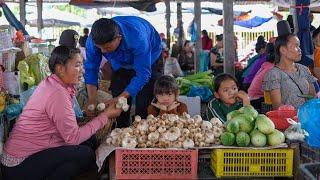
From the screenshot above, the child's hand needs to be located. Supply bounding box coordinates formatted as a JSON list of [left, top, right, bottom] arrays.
[[167, 102, 180, 111], [236, 91, 250, 106], [151, 102, 167, 111]]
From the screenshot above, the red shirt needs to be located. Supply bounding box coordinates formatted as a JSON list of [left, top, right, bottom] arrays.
[[202, 37, 213, 50]]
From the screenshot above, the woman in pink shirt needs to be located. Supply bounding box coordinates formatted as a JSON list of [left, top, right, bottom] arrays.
[[1, 46, 122, 180], [248, 43, 275, 111]]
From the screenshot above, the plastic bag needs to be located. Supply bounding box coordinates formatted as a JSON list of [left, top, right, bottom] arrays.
[[187, 85, 213, 102], [284, 118, 308, 141], [24, 53, 50, 85], [17, 61, 35, 91], [164, 57, 184, 77], [298, 99, 320, 148]]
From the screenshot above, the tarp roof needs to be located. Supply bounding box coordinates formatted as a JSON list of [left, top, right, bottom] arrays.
[[3, 0, 271, 3]]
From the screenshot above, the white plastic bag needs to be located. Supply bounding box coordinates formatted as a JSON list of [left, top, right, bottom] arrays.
[[164, 57, 183, 77]]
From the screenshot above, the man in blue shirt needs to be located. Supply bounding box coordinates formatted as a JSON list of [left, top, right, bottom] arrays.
[[85, 16, 162, 127]]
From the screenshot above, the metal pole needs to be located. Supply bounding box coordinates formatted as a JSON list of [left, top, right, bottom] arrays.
[[194, 0, 201, 72], [177, 2, 183, 48], [36, 0, 43, 37], [165, 0, 171, 49], [19, 0, 26, 26], [223, 0, 235, 75]]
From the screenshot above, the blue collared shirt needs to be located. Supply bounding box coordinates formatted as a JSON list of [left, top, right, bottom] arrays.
[[84, 16, 162, 97]]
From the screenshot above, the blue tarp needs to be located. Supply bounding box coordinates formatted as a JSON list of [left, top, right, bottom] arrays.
[[296, 0, 314, 67], [234, 16, 272, 29], [0, 3, 29, 36]]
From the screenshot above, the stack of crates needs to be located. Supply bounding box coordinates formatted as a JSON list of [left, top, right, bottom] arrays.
[[300, 142, 320, 163], [210, 148, 294, 178]]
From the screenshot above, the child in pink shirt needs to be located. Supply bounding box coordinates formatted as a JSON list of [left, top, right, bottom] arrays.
[[1, 46, 122, 179]]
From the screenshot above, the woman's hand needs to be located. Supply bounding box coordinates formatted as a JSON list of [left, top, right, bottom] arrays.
[[236, 91, 250, 106], [104, 103, 122, 119]]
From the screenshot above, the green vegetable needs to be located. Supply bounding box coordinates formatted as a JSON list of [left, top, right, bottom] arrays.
[[256, 114, 275, 135], [236, 132, 250, 147], [221, 132, 236, 146], [238, 105, 258, 119], [226, 120, 240, 133], [250, 129, 267, 147], [231, 115, 254, 133], [267, 129, 285, 146]]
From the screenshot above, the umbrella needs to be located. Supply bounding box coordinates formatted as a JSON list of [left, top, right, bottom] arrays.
[[296, 0, 314, 67], [27, 19, 80, 27]]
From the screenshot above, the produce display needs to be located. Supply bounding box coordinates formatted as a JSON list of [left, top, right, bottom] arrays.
[[177, 70, 214, 95], [106, 113, 224, 149], [220, 105, 285, 147]]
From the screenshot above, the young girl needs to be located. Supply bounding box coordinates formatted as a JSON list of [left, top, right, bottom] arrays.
[[147, 75, 188, 116], [207, 73, 250, 123]]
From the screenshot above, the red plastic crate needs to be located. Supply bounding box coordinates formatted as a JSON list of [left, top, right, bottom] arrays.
[[266, 110, 297, 130], [115, 149, 198, 179]]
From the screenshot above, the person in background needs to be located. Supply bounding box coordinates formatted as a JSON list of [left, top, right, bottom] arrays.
[[178, 40, 194, 72], [263, 33, 317, 110], [1, 46, 122, 180], [79, 28, 89, 48], [85, 17, 162, 128], [59, 29, 79, 49], [201, 30, 213, 51], [243, 37, 267, 89], [159, 32, 169, 60], [248, 43, 275, 111], [207, 73, 250, 123], [210, 34, 224, 75], [148, 75, 188, 116], [313, 27, 320, 81]]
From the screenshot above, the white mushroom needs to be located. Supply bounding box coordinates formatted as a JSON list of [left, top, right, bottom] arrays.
[[172, 141, 182, 148], [157, 126, 167, 133], [87, 104, 95, 111], [187, 118, 195, 124], [204, 133, 215, 144], [163, 127, 181, 141], [122, 104, 129, 112], [210, 117, 223, 127], [121, 137, 137, 148], [96, 103, 106, 111], [137, 121, 149, 132], [182, 112, 191, 119], [147, 114, 154, 120], [181, 128, 190, 137], [201, 121, 213, 131], [148, 131, 160, 142], [138, 135, 147, 144], [193, 115, 202, 123], [182, 139, 195, 149], [148, 125, 157, 132], [116, 97, 127, 108], [122, 127, 133, 134], [134, 115, 142, 122], [110, 128, 122, 138]]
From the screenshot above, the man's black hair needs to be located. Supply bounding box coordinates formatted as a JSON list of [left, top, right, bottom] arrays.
[[91, 18, 119, 45]]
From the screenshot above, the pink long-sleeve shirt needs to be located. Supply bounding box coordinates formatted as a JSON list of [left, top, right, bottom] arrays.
[[2, 74, 109, 167], [248, 61, 274, 100]]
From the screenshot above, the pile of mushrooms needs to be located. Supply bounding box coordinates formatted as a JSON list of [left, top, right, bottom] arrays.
[[105, 113, 225, 149], [87, 97, 129, 112]]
